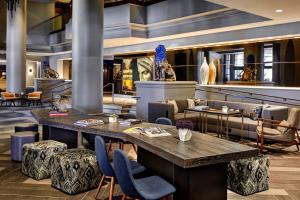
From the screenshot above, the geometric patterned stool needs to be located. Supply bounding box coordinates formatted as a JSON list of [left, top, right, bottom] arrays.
[[51, 149, 101, 195], [227, 155, 270, 196], [11, 131, 39, 162], [22, 140, 67, 180]]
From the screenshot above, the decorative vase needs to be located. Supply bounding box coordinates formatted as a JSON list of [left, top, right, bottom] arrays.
[[208, 60, 217, 85], [178, 128, 192, 142], [200, 57, 209, 85]]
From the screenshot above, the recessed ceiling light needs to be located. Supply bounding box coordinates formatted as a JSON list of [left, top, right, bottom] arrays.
[[275, 9, 283, 13]]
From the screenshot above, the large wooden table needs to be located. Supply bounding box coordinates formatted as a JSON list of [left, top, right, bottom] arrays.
[[32, 109, 259, 200]]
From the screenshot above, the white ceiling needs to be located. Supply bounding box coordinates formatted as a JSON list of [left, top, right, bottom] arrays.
[[206, 0, 300, 22]]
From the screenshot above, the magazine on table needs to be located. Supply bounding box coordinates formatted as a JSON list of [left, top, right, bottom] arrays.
[[74, 119, 104, 127], [118, 119, 142, 126], [124, 127, 171, 137]]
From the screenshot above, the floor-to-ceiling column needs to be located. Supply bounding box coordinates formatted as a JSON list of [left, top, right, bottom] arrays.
[[72, 0, 104, 114], [6, 0, 27, 94]]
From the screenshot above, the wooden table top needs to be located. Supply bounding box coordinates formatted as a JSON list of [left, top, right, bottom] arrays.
[[32, 109, 259, 168]]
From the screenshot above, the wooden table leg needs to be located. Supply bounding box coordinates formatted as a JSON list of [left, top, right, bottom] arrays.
[[77, 131, 84, 149], [226, 116, 229, 139]]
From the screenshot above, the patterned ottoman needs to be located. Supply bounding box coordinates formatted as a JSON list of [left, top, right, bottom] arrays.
[[22, 140, 67, 180], [51, 149, 101, 195], [227, 155, 270, 196]]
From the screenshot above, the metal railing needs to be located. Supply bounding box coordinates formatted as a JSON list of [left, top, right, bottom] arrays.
[[103, 83, 115, 104], [196, 88, 300, 107], [28, 13, 71, 34]]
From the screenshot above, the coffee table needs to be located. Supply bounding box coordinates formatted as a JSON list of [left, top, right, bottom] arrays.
[[184, 108, 244, 139]]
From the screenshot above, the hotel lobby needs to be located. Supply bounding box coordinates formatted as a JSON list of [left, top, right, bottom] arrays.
[[0, 0, 300, 200]]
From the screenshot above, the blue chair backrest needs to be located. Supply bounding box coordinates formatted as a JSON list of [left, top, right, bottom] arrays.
[[113, 149, 140, 199], [95, 136, 115, 177], [155, 117, 172, 125]]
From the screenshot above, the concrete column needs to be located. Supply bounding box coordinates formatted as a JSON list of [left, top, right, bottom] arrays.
[[72, 0, 104, 114], [6, 0, 27, 93]]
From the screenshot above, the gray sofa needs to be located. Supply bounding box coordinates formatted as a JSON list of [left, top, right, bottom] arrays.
[[148, 99, 288, 139]]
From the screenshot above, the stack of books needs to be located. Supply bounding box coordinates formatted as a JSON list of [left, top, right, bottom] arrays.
[[74, 119, 104, 127], [119, 119, 142, 126]]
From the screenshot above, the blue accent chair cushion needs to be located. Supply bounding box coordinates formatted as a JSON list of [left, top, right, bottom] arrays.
[[113, 149, 176, 200]]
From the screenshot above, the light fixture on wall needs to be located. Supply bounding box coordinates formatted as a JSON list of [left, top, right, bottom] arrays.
[[28, 67, 33, 75], [5, 0, 20, 17]]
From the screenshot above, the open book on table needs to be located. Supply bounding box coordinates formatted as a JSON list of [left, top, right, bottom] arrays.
[[124, 127, 171, 137]]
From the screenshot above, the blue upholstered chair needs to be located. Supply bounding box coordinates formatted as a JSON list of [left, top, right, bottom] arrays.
[[155, 117, 173, 126], [94, 136, 146, 200], [113, 149, 176, 200]]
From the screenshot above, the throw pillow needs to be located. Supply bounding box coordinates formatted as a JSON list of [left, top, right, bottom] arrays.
[[194, 99, 207, 106], [277, 120, 290, 134], [187, 99, 195, 109], [167, 100, 179, 114]]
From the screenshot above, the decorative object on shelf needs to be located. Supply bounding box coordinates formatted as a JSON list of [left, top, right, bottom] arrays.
[[164, 61, 176, 81], [154, 45, 176, 81], [109, 114, 118, 123], [200, 57, 209, 85], [5, 0, 20, 18], [53, 95, 69, 113], [208, 60, 217, 85], [44, 67, 59, 79], [176, 120, 193, 142], [222, 106, 229, 113]]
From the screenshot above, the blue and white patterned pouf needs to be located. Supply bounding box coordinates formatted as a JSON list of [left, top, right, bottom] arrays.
[[51, 149, 101, 195], [22, 140, 67, 180], [227, 155, 270, 196]]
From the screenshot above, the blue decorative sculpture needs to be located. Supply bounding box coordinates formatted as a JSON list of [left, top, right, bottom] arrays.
[[154, 45, 167, 81]]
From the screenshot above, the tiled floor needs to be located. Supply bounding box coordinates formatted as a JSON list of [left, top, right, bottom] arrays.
[[0, 109, 300, 200]]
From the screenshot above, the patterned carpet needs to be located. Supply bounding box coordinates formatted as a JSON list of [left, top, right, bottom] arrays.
[[0, 109, 300, 200]]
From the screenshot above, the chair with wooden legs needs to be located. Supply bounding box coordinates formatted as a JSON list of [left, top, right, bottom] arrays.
[[94, 136, 146, 200], [256, 108, 300, 152], [114, 149, 176, 200]]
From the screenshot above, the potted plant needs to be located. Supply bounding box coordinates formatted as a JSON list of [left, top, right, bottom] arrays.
[[175, 120, 194, 142]]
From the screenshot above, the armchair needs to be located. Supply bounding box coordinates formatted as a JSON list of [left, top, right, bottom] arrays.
[[1, 92, 19, 106], [26, 91, 42, 106], [256, 108, 300, 151]]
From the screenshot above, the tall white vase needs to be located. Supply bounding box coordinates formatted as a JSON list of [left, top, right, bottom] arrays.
[[208, 60, 216, 85], [200, 57, 209, 85]]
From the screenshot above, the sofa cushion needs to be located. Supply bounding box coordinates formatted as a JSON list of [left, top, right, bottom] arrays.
[[174, 112, 199, 123], [276, 120, 290, 133], [167, 100, 178, 114], [187, 99, 195, 109], [175, 100, 188, 113], [257, 126, 295, 142]]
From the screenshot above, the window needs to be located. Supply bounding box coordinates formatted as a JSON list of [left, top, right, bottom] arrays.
[[264, 45, 273, 82], [234, 52, 244, 80]]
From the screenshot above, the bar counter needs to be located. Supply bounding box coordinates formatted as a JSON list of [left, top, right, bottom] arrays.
[[32, 109, 259, 200]]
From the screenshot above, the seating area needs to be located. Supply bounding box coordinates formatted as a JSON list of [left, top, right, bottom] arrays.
[[0, 90, 43, 107], [148, 99, 290, 139], [2, 0, 300, 199]]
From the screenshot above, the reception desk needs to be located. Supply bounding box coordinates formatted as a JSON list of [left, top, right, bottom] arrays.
[[32, 109, 258, 200]]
